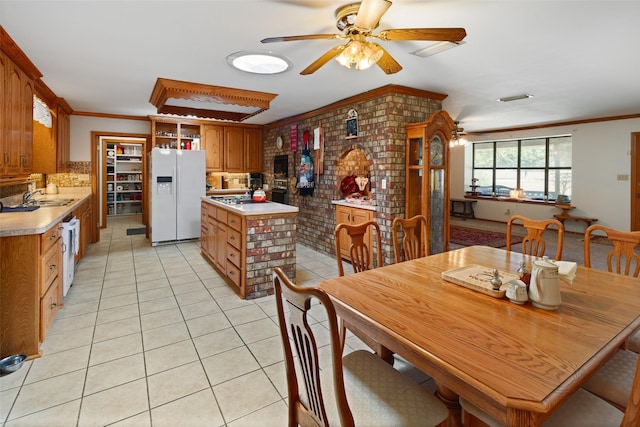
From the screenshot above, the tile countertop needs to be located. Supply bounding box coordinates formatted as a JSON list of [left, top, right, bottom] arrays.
[[202, 197, 299, 215], [0, 193, 92, 237], [331, 199, 377, 212]]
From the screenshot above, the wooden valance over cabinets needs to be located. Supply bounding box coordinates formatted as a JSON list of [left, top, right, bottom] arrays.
[[149, 78, 278, 122]]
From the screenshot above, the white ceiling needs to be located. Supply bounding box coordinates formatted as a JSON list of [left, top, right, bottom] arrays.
[[2, 0, 639, 132]]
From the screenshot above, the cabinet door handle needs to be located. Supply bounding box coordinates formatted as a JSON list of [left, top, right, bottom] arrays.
[[50, 234, 57, 240], [51, 303, 57, 309], [50, 264, 56, 271], [230, 236, 235, 241], [3, 153, 8, 165]]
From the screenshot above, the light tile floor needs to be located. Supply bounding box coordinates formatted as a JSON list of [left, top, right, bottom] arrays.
[[1, 216, 431, 427]]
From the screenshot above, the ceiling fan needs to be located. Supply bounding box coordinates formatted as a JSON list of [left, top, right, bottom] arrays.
[[261, 0, 467, 75]]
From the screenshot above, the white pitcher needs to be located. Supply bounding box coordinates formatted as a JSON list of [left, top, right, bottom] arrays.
[[529, 258, 562, 310]]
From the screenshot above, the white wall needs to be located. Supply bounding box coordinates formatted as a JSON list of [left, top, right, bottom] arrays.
[[70, 116, 150, 161], [449, 118, 640, 233]]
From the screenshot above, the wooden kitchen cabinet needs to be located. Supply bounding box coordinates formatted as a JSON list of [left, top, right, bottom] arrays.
[[1, 222, 64, 359], [72, 196, 92, 263], [335, 204, 374, 262], [1, 28, 42, 180], [201, 201, 245, 296], [224, 127, 244, 172], [202, 124, 224, 171], [201, 205, 209, 257], [56, 99, 72, 172], [244, 127, 263, 173], [202, 124, 263, 172], [2, 52, 35, 177]]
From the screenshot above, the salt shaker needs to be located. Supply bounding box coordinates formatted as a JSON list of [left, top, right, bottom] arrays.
[[490, 269, 502, 291]]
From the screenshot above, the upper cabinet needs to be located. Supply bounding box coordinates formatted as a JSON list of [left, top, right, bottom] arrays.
[[202, 124, 223, 171], [244, 127, 263, 173], [200, 123, 263, 173], [151, 117, 201, 151], [56, 99, 72, 172], [33, 80, 73, 174], [1, 27, 43, 180], [224, 126, 244, 172], [3, 54, 35, 177]]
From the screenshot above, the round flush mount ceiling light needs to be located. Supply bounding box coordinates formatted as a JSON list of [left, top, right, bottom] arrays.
[[227, 51, 292, 75]]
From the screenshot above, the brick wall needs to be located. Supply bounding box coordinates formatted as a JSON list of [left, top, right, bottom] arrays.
[[245, 214, 297, 298], [264, 90, 442, 266]]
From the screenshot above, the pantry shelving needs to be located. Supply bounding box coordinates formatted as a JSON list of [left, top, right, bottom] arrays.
[[106, 142, 143, 216]]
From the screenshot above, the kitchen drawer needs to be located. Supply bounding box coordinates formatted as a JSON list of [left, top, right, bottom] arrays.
[[40, 275, 62, 341], [227, 228, 241, 250], [201, 205, 208, 223], [226, 243, 241, 268], [226, 261, 241, 289], [40, 221, 62, 255], [216, 209, 228, 224], [207, 205, 217, 220], [227, 212, 241, 231], [40, 237, 62, 296]]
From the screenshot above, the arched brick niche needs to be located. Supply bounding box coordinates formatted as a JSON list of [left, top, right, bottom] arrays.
[[336, 145, 373, 198]]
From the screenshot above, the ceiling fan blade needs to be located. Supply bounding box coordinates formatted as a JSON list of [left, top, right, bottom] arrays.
[[261, 34, 342, 43], [300, 45, 346, 75], [355, 0, 392, 29], [376, 28, 467, 42], [374, 44, 402, 74]]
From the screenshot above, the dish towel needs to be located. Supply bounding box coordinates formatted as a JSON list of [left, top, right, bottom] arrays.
[[556, 261, 577, 284], [69, 217, 80, 255]]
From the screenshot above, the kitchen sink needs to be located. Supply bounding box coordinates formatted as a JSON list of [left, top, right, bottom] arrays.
[[34, 198, 75, 207]]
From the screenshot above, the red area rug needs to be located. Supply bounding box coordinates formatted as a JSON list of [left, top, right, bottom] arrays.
[[450, 226, 522, 248]]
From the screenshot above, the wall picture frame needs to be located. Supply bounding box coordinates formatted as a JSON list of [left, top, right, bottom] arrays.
[[345, 109, 358, 139]]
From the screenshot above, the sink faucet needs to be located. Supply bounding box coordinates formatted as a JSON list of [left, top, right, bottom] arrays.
[[23, 189, 44, 205]]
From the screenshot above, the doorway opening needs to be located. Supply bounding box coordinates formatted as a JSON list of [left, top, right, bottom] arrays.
[[91, 131, 150, 231]]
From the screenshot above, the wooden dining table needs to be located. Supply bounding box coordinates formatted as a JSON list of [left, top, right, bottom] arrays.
[[318, 246, 640, 427]]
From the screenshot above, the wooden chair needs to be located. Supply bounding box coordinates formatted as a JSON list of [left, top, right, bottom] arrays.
[[506, 215, 564, 260], [335, 220, 383, 277], [392, 215, 428, 263], [272, 267, 449, 427], [584, 224, 640, 277], [459, 348, 640, 426], [335, 220, 391, 358], [584, 225, 640, 353], [581, 225, 640, 410]]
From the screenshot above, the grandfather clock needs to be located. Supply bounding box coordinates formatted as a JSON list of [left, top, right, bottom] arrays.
[[405, 110, 455, 254]]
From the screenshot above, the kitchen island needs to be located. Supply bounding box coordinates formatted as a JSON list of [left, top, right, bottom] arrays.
[[200, 197, 298, 299]]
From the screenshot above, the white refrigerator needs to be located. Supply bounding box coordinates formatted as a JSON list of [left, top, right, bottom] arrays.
[[150, 148, 205, 245]]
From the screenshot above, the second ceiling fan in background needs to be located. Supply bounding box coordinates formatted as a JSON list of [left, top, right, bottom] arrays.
[[261, 0, 467, 75]]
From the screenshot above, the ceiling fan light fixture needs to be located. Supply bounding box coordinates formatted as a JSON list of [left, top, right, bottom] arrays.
[[227, 51, 292, 75], [497, 93, 534, 102], [335, 40, 383, 70]]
